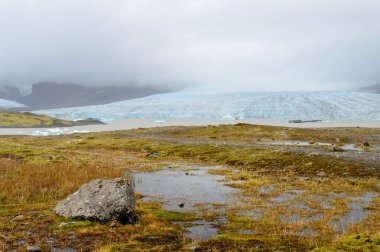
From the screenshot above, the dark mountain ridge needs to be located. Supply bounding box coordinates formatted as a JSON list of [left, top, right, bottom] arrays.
[[361, 83, 380, 93], [0, 82, 170, 110]]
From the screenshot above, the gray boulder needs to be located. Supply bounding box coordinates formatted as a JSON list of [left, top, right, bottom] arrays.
[[54, 178, 137, 224]]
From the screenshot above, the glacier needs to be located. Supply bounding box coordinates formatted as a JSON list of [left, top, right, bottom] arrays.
[[0, 99, 26, 109], [33, 91, 380, 122]]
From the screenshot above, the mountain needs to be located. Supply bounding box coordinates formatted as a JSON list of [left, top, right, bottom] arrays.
[[361, 83, 380, 93], [33, 91, 380, 122], [0, 86, 22, 101], [19, 82, 170, 110]]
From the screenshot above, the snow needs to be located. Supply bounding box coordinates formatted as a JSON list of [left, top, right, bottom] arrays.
[[31, 128, 90, 136], [33, 91, 380, 122], [0, 99, 26, 109]]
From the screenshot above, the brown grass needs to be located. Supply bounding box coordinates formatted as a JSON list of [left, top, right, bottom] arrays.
[[0, 158, 123, 204]]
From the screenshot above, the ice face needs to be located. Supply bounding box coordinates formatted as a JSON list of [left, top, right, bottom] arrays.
[[33, 91, 380, 122], [0, 99, 26, 109]]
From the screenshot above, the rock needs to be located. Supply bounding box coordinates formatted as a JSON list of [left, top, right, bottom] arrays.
[[54, 178, 138, 224], [178, 202, 185, 208], [331, 146, 344, 152], [309, 141, 315, 144], [363, 142, 370, 147], [27, 246, 41, 252], [59, 222, 69, 228], [317, 171, 326, 177], [12, 215, 25, 221], [109, 221, 117, 228], [143, 146, 151, 151], [147, 152, 161, 158]]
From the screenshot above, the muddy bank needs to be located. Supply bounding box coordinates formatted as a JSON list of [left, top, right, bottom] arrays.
[[1, 118, 380, 136]]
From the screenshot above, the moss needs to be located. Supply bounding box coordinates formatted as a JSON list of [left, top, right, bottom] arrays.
[[152, 209, 200, 221], [58, 220, 95, 229], [313, 234, 380, 251]]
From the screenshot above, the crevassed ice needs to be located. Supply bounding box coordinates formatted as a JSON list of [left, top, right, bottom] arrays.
[[33, 91, 380, 122]]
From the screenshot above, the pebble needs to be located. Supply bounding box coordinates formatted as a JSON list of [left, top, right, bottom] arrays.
[[59, 222, 69, 227], [12, 215, 24, 221], [147, 152, 161, 158], [317, 171, 326, 177], [27, 246, 41, 252]]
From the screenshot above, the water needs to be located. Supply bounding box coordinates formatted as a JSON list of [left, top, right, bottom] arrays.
[[133, 168, 237, 212], [133, 166, 238, 240], [330, 192, 378, 233], [266, 140, 361, 151]]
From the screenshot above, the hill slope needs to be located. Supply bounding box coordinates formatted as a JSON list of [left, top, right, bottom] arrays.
[[0, 111, 102, 128]]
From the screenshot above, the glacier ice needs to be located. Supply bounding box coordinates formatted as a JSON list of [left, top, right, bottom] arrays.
[[0, 99, 26, 109], [33, 91, 380, 122]]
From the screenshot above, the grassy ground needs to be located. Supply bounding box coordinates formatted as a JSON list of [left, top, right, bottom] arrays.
[[0, 124, 379, 251], [0, 111, 102, 128]]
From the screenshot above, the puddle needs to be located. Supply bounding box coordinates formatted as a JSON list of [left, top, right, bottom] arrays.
[[280, 213, 323, 224], [133, 168, 237, 212], [271, 190, 304, 203], [133, 165, 238, 240], [290, 202, 313, 211], [236, 209, 264, 220], [183, 221, 219, 240], [298, 227, 315, 237], [330, 192, 378, 233], [258, 185, 276, 194], [265, 140, 362, 151]]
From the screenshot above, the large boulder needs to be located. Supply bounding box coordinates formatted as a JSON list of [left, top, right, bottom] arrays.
[[54, 178, 137, 224]]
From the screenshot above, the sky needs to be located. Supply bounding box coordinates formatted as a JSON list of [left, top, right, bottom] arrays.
[[0, 0, 380, 92]]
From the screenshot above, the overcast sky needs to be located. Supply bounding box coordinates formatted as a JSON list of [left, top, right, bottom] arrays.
[[1, 0, 380, 91]]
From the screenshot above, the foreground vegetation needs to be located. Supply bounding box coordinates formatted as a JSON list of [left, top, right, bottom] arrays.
[[0, 124, 379, 251], [0, 110, 102, 127]]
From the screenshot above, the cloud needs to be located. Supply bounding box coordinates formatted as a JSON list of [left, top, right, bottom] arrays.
[[0, 0, 380, 91]]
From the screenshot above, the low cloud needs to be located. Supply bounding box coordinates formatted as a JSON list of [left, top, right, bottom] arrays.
[[1, 0, 380, 91]]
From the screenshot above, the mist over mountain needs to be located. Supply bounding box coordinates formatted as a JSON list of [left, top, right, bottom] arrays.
[[361, 83, 380, 93], [23, 82, 171, 110], [0, 82, 170, 110]]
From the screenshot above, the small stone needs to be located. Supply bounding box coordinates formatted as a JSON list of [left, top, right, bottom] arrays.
[[12, 215, 24, 221], [59, 222, 69, 228], [331, 146, 344, 152], [27, 246, 41, 252], [189, 246, 199, 251], [109, 222, 117, 228], [309, 141, 315, 144], [317, 171, 326, 177], [178, 202, 185, 208], [147, 152, 161, 158], [363, 142, 370, 147], [185, 172, 189, 175]]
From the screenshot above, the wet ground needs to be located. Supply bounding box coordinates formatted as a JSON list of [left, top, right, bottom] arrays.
[[131, 161, 379, 242], [133, 164, 239, 240]]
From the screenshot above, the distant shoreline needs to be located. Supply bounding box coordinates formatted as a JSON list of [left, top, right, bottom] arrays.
[[1, 118, 380, 136]]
